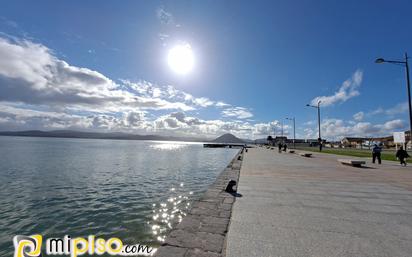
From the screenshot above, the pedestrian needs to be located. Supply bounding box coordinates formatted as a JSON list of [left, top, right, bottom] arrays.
[[283, 144, 287, 152], [278, 142, 282, 153], [372, 144, 382, 164], [396, 146, 409, 166]]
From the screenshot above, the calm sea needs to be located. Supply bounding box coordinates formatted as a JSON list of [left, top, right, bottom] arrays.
[[0, 136, 238, 256]]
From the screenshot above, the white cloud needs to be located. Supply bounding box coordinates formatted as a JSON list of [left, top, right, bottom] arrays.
[[0, 103, 281, 139], [371, 102, 409, 116], [125, 111, 146, 127], [304, 120, 315, 126], [221, 107, 253, 119], [382, 119, 405, 131], [353, 111, 364, 121], [0, 37, 199, 113], [311, 69, 363, 107], [156, 7, 175, 26], [303, 118, 406, 140], [192, 97, 214, 107], [0, 36, 264, 138], [216, 101, 230, 107], [120, 80, 219, 110]]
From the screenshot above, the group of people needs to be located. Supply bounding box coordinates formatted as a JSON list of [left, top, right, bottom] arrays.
[[372, 144, 409, 166], [277, 142, 287, 153]]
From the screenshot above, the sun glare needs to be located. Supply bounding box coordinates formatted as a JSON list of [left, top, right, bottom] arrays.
[[167, 44, 194, 75]]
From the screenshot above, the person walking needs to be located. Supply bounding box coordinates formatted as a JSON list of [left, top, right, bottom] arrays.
[[283, 144, 287, 152], [396, 146, 409, 166], [278, 142, 282, 153], [372, 144, 382, 164]]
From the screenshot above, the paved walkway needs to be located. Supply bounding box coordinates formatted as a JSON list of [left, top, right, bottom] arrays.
[[226, 147, 412, 257]]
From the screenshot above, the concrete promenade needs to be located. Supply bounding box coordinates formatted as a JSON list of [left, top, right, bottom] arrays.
[[226, 147, 412, 257]]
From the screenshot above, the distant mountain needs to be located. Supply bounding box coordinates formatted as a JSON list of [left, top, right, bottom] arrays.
[[0, 130, 207, 142], [212, 133, 245, 144], [253, 138, 270, 144]]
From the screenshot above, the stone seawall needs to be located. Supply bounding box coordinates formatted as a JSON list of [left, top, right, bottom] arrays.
[[154, 148, 244, 257]]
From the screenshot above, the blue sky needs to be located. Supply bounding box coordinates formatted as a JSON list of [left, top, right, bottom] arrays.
[[0, 0, 411, 140]]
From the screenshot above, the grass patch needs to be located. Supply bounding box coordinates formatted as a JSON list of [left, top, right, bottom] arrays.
[[295, 147, 411, 163]]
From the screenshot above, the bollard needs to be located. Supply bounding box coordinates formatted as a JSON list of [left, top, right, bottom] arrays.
[[225, 180, 237, 193]]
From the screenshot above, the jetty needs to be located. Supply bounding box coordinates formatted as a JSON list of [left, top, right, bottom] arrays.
[[203, 143, 246, 148]]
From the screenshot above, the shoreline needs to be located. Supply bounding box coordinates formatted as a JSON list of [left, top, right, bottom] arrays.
[[154, 148, 244, 257], [0, 132, 212, 143]]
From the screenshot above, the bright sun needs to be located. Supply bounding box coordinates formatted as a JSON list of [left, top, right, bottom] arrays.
[[168, 44, 194, 75]]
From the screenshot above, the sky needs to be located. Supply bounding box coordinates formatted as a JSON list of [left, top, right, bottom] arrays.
[[0, 0, 411, 140]]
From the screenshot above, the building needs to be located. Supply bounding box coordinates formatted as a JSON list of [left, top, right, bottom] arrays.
[[341, 133, 406, 149], [274, 136, 287, 145], [341, 137, 370, 148]]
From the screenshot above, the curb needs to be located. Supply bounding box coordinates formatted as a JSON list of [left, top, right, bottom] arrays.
[[154, 148, 244, 257]]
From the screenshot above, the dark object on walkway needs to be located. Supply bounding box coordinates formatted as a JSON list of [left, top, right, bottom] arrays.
[[300, 152, 312, 157], [245, 148, 248, 153], [396, 146, 410, 166], [278, 143, 282, 153], [338, 159, 366, 167], [237, 155, 242, 161], [372, 144, 382, 164], [225, 180, 237, 193], [283, 144, 287, 152]]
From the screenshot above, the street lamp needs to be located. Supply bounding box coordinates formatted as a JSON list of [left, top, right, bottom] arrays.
[[375, 53, 411, 147], [306, 100, 322, 151], [286, 117, 296, 149], [280, 121, 284, 137]]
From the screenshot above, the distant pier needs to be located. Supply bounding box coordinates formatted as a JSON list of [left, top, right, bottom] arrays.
[[203, 143, 246, 148]]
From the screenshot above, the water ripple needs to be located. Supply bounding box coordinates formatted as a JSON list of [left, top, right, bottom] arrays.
[[0, 137, 237, 256]]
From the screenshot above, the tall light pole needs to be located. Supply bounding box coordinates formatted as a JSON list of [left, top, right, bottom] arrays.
[[375, 53, 411, 147], [281, 121, 284, 137], [286, 117, 296, 149], [306, 100, 322, 151]]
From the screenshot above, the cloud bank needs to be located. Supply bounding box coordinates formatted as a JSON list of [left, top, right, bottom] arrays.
[[0, 36, 266, 138], [311, 69, 363, 107], [303, 118, 406, 140], [0, 36, 406, 140]]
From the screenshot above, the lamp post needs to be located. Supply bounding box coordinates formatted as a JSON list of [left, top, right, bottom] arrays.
[[281, 121, 284, 137], [306, 100, 322, 151], [375, 53, 411, 147], [286, 117, 296, 149]]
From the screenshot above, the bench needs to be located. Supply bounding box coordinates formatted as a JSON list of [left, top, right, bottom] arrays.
[[300, 153, 312, 157], [288, 150, 295, 153], [338, 159, 366, 167]]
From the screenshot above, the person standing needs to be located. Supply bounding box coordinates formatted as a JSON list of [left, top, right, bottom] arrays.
[[396, 146, 409, 166], [278, 142, 282, 153], [372, 144, 382, 164]]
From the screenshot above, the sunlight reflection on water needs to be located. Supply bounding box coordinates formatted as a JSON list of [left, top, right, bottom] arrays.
[[148, 183, 193, 242], [149, 141, 190, 151], [0, 137, 238, 255]]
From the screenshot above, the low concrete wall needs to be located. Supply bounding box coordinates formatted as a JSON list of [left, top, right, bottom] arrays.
[[154, 149, 244, 257]]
